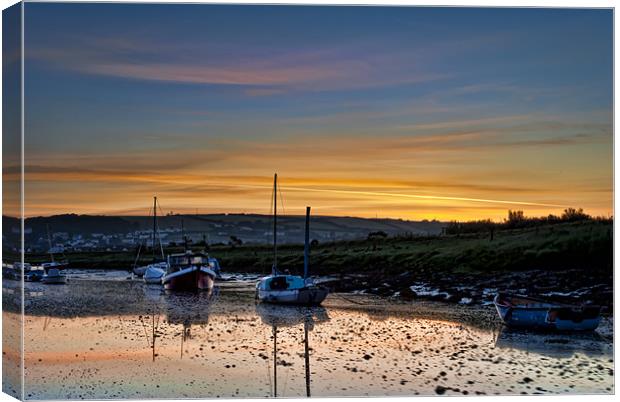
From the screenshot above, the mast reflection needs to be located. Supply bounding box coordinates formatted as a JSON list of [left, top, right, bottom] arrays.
[[256, 304, 329, 397]]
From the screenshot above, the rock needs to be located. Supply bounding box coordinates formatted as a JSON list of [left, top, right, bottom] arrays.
[[399, 287, 417, 300]]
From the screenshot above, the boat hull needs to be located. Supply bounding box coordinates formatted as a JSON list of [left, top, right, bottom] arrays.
[[162, 267, 215, 291], [257, 287, 329, 306], [494, 294, 601, 331], [41, 275, 68, 284], [133, 266, 147, 276], [24, 272, 44, 282], [42, 262, 69, 271], [144, 276, 163, 285], [143, 265, 166, 284]]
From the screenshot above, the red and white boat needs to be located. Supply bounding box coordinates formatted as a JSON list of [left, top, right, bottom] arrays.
[[162, 251, 220, 291]]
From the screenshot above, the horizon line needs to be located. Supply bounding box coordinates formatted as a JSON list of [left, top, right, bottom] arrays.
[[3, 208, 612, 223]]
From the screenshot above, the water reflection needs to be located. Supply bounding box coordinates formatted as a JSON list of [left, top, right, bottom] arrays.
[[494, 326, 610, 359], [10, 278, 614, 398], [256, 304, 330, 397], [142, 287, 220, 361]]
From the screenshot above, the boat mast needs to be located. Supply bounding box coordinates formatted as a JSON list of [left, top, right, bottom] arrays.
[[273, 173, 278, 275], [273, 325, 278, 397], [304, 316, 311, 397], [304, 206, 310, 279], [152, 196, 157, 260], [181, 217, 187, 251], [152, 314, 156, 362], [46, 224, 54, 263]]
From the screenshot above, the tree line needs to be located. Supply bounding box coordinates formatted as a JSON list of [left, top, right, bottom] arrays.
[[444, 208, 611, 235]]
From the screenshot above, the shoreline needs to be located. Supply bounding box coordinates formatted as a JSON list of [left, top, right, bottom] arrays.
[[3, 269, 613, 318]]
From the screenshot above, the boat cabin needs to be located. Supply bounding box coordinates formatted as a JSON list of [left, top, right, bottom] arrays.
[[257, 275, 306, 291], [168, 252, 208, 266], [167, 252, 220, 274]]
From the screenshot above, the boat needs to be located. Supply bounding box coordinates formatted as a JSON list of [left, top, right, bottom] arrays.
[[162, 251, 220, 291], [132, 196, 168, 277], [256, 174, 329, 305], [24, 266, 45, 282], [2, 262, 18, 279], [132, 262, 149, 277], [3, 262, 44, 281], [143, 262, 167, 284], [494, 293, 602, 331], [41, 263, 68, 284], [41, 225, 68, 284]]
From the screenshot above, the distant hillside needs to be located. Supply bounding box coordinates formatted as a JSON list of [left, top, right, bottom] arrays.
[[3, 213, 446, 250]]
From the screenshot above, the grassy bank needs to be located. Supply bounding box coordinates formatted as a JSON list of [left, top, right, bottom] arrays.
[[19, 220, 612, 278]]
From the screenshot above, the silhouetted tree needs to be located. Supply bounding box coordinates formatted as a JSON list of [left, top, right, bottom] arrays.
[[506, 210, 525, 228], [561, 207, 590, 222]]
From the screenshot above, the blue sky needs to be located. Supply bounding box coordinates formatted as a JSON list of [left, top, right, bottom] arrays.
[[17, 4, 613, 219]]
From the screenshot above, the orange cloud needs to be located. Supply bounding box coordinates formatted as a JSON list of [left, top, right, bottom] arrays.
[[12, 113, 612, 220]]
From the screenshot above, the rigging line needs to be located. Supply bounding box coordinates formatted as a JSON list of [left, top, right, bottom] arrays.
[[278, 182, 285, 217], [268, 184, 275, 275], [156, 200, 166, 258], [269, 183, 274, 217], [149, 198, 165, 259], [133, 242, 143, 268], [156, 199, 166, 219]]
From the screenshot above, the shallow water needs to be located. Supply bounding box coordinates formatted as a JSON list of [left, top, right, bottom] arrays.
[[2, 275, 614, 399]]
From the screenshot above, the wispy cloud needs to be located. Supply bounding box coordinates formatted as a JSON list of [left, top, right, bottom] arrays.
[[28, 36, 452, 92]]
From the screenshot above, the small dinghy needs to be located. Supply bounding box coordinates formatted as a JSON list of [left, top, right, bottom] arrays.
[[494, 293, 601, 331], [133, 264, 149, 277], [256, 175, 328, 306], [24, 266, 44, 282], [41, 265, 68, 284], [143, 262, 167, 284], [2, 262, 27, 280]]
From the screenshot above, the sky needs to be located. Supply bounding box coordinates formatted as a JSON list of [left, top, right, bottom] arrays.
[[8, 4, 613, 220]]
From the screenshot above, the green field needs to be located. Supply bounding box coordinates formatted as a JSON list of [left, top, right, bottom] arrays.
[[20, 220, 612, 278]]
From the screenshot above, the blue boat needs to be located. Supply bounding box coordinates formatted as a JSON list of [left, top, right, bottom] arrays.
[[494, 293, 602, 331]]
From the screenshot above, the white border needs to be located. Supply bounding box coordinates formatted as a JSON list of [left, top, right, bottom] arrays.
[[0, 2, 616, 402]]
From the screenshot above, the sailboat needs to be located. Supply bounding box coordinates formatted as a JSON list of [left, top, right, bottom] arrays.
[[41, 224, 68, 284], [255, 174, 329, 305], [133, 196, 168, 280]]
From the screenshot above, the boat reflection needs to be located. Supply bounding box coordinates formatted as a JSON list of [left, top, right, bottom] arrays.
[[143, 287, 218, 361], [256, 304, 329, 397], [494, 326, 610, 359]]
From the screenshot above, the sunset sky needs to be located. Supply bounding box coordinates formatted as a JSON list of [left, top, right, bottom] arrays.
[[10, 4, 613, 220]]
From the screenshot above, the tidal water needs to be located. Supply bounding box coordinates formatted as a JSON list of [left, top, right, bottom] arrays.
[[2, 274, 614, 399]]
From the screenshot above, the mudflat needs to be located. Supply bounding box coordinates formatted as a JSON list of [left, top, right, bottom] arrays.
[[2, 275, 613, 399]]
